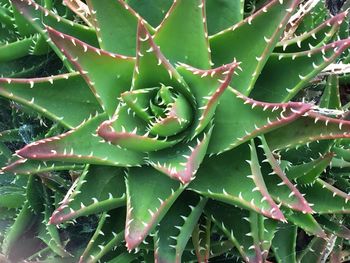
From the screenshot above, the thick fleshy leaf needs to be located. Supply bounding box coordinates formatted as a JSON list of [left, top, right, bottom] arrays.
[[148, 127, 212, 184], [275, 11, 347, 52], [97, 105, 183, 152], [154, 0, 211, 69], [0, 73, 102, 128], [26, 175, 44, 214], [205, 0, 244, 35], [249, 140, 285, 221], [16, 114, 146, 167], [86, 0, 147, 55], [47, 27, 135, 116], [283, 209, 325, 237], [298, 236, 329, 263], [79, 209, 125, 263], [148, 93, 192, 137], [208, 87, 311, 154], [120, 88, 156, 121], [286, 153, 333, 184], [291, 0, 329, 34], [0, 37, 33, 62], [210, 0, 300, 95], [266, 111, 350, 151], [192, 217, 211, 263], [329, 238, 343, 263], [258, 136, 313, 214], [177, 61, 238, 137], [315, 215, 350, 239], [190, 143, 285, 220], [126, 0, 173, 28], [39, 189, 70, 257], [1, 202, 34, 255], [332, 144, 350, 164], [259, 217, 278, 260], [0, 186, 25, 208], [10, 0, 97, 45], [319, 74, 341, 109], [252, 39, 350, 102], [125, 166, 185, 250], [0, 54, 54, 79], [249, 212, 278, 261], [274, 75, 341, 163], [50, 166, 126, 224], [300, 179, 350, 214], [0, 142, 11, 162], [1, 158, 84, 176], [62, 0, 94, 27], [271, 224, 297, 263], [204, 200, 263, 263], [132, 21, 190, 100], [11, 0, 98, 70], [154, 192, 207, 263]]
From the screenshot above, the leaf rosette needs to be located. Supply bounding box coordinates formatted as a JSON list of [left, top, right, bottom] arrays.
[[2, 0, 350, 259]]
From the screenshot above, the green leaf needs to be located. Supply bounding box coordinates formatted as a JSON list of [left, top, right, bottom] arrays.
[[148, 127, 212, 184], [17, 114, 146, 167], [275, 12, 347, 52], [0, 73, 102, 128], [11, 0, 98, 70], [208, 87, 311, 154], [125, 166, 185, 250], [86, 0, 149, 56], [79, 209, 125, 263], [120, 88, 156, 121], [97, 104, 183, 152], [252, 39, 350, 102], [0, 186, 25, 208], [26, 175, 43, 214], [126, 0, 173, 28], [38, 189, 70, 257], [283, 209, 325, 237], [319, 75, 341, 109], [315, 215, 350, 239], [271, 224, 297, 263], [47, 27, 135, 116], [192, 217, 211, 262], [298, 236, 329, 263], [286, 153, 333, 184], [154, 192, 207, 262], [1, 202, 35, 255], [1, 158, 85, 176], [206, 0, 244, 35], [132, 21, 191, 100], [0, 142, 11, 161], [210, 0, 300, 95], [300, 179, 350, 214], [190, 143, 285, 220], [11, 1, 36, 36], [177, 61, 238, 137], [154, 0, 211, 69], [265, 111, 350, 151], [258, 136, 313, 213], [204, 200, 262, 262], [249, 139, 285, 220], [0, 37, 33, 62], [50, 166, 126, 224], [280, 140, 333, 165], [148, 93, 192, 137], [0, 54, 56, 79]]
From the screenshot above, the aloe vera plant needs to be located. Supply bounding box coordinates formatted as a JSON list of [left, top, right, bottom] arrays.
[[1, 0, 350, 262]]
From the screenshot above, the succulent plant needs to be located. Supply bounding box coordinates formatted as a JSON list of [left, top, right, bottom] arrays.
[[1, 0, 350, 262]]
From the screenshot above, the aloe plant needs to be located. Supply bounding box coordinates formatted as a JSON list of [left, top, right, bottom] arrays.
[[1, 0, 350, 262]]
